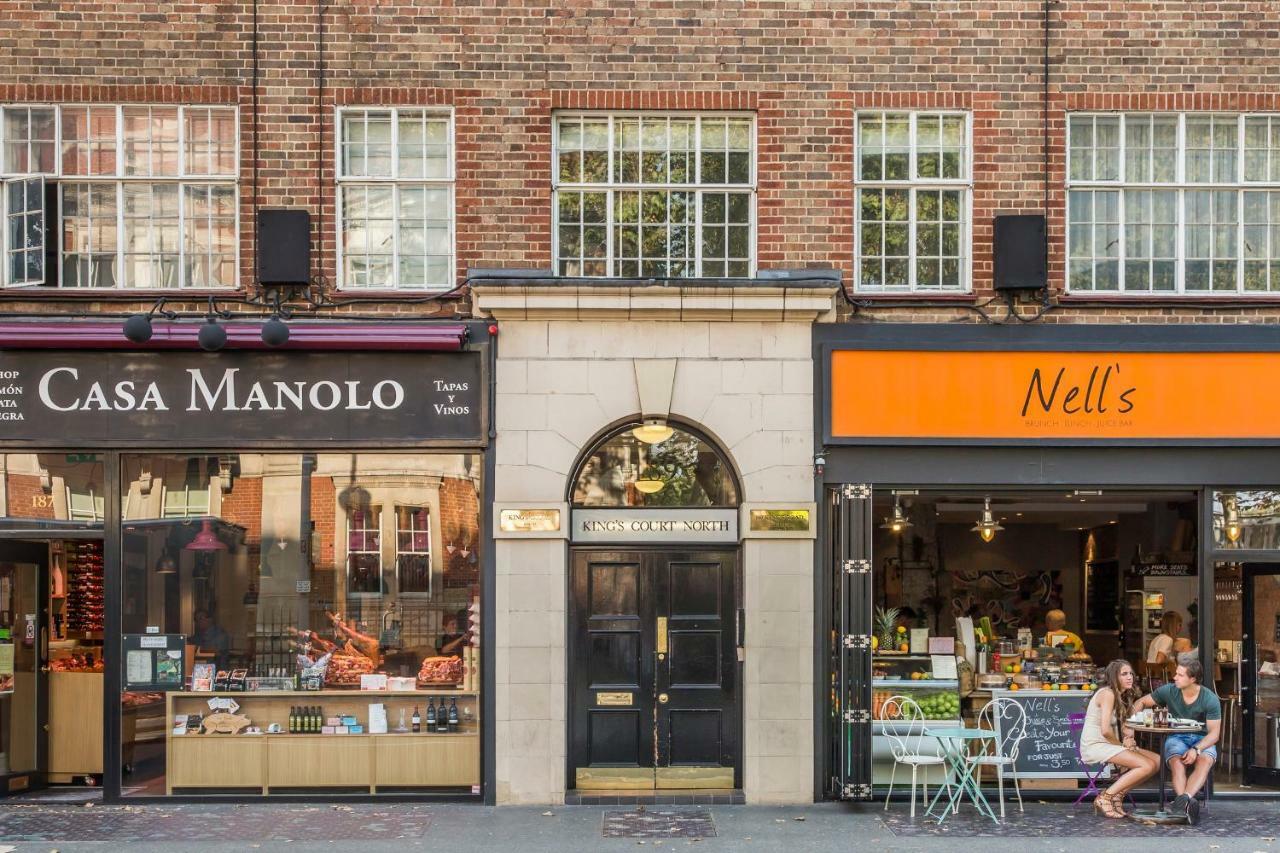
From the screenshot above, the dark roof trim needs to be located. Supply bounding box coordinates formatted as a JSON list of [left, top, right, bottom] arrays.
[[0, 321, 469, 351], [467, 268, 841, 289]]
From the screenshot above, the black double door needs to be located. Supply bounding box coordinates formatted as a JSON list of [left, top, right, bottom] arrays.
[[569, 549, 739, 790]]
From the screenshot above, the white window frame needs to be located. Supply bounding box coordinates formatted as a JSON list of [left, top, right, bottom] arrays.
[[853, 110, 973, 294], [1066, 111, 1280, 296], [394, 504, 432, 596], [551, 111, 758, 278], [346, 504, 384, 596], [161, 483, 211, 519], [334, 105, 456, 291], [0, 103, 239, 290], [3, 175, 45, 287], [66, 484, 104, 523]]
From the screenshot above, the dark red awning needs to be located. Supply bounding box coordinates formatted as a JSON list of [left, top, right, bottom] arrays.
[[0, 321, 468, 351]]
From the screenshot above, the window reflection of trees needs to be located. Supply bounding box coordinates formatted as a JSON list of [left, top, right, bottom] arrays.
[[572, 425, 738, 508]]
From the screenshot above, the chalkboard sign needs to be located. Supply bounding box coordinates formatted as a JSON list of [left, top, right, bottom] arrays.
[[996, 690, 1099, 778], [1086, 559, 1120, 632]]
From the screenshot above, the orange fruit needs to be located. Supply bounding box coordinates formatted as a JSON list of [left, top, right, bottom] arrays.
[[898, 643, 909, 652], [1009, 683, 1020, 691]]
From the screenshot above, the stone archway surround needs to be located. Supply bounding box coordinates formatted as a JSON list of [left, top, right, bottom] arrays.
[[477, 282, 836, 805]]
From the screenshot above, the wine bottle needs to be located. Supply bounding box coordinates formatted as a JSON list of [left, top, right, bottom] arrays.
[[289, 706, 296, 734], [448, 698, 459, 732], [411, 705, 421, 733], [426, 697, 437, 731], [436, 697, 449, 733]]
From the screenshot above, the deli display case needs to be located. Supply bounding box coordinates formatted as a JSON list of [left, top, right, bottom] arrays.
[[870, 653, 961, 784]]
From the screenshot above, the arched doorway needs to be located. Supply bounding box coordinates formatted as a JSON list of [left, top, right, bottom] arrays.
[[567, 420, 743, 791]]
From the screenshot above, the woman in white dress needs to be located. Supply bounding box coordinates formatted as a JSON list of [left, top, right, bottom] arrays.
[[1079, 659, 1160, 818]]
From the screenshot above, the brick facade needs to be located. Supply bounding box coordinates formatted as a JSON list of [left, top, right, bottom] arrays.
[[1, 2, 1277, 322]]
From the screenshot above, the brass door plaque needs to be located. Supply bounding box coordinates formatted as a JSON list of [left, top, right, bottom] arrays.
[[596, 691, 634, 706]]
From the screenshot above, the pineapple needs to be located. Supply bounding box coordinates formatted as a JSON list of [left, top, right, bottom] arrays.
[[874, 606, 902, 653]]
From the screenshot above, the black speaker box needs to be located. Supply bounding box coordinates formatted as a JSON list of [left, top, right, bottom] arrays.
[[993, 214, 1047, 291], [257, 209, 311, 286]]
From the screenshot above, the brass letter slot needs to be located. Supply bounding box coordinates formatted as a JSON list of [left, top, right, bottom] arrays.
[[656, 616, 668, 654], [596, 692, 633, 707]]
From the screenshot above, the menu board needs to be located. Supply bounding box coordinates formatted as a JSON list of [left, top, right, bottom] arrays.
[[121, 633, 186, 691], [997, 691, 1098, 778]]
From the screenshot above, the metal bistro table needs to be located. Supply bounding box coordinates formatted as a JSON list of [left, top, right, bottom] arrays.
[[1128, 721, 1204, 825], [924, 726, 999, 824]]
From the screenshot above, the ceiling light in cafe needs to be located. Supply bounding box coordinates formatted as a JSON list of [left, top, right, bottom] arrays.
[[971, 497, 1004, 543], [880, 495, 912, 533]]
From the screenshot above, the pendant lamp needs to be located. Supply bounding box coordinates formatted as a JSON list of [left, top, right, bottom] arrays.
[[185, 518, 227, 551]]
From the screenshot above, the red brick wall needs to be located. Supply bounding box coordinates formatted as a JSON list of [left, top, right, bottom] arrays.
[[440, 475, 480, 590], [2, 3, 1279, 322], [4, 473, 54, 519]]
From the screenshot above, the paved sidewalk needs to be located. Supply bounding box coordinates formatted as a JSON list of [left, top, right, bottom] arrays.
[[0, 801, 1273, 852]]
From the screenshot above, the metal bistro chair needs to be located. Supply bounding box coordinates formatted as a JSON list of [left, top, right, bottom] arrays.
[[881, 694, 948, 820], [967, 695, 1028, 819], [1068, 712, 1110, 806]]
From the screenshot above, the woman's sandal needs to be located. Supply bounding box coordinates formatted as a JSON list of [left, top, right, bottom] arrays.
[[1093, 792, 1127, 819]]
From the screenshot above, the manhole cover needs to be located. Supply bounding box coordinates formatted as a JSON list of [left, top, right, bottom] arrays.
[[603, 809, 716, 838]]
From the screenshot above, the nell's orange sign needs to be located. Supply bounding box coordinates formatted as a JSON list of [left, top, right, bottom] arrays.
[[830, 350, 1280, 440]]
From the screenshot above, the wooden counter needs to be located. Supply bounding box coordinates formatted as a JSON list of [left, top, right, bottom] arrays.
[[165, 690, 480, 794], [49, 672, 108, 782]]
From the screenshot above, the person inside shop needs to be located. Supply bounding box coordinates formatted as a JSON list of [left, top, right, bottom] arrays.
[[1132, 659, 1222, 825], [1146, 611, 1184, 667], [438, 609, 471, 656], [193, 608, 231, 671], [1078, 659, 1159, 819], [1043, 609, 1085, 653]]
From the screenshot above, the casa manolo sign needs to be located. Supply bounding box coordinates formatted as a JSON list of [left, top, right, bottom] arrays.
[[571, 508, 739, 543]]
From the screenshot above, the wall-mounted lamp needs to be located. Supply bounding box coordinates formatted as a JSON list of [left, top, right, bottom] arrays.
[[1224, 496, 1243, 543]]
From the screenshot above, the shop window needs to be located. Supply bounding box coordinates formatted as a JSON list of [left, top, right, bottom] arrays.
[[552, 113, 755, 277], [336, 108, 454, 290], [854, 111, 970, 292], [347, 505, 383, 594], [118, 453, 484, 797], [396, 505, 432, 594], [1214, 490, 1280, 549], [0, 104, 238, 289], [571, 422, 739, 508], [1067, 112, 1280, 294]]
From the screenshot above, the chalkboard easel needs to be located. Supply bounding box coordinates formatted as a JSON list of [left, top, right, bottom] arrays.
[[993, 689, 1106, 779]]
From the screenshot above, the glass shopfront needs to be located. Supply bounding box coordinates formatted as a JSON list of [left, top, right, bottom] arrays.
[[119, 452, 483, 796], [815, 323, 1280, 802], [0, 335, 490, 801]]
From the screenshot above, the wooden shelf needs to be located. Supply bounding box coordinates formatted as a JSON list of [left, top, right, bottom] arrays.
[[165, 691, 480, 794], [167, 689, 477, 698]]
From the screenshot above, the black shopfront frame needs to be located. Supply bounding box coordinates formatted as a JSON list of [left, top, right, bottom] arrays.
[[0, 326, 497, 805], [812, 323, 1280, 801]]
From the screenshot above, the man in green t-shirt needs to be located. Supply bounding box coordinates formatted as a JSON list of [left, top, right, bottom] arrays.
[[1133, 658, 1222, 825]]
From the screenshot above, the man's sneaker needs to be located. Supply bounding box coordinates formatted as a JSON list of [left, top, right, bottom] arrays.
[[1186, 795, 1201, 825], [1169, 793, 1190, 814]]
